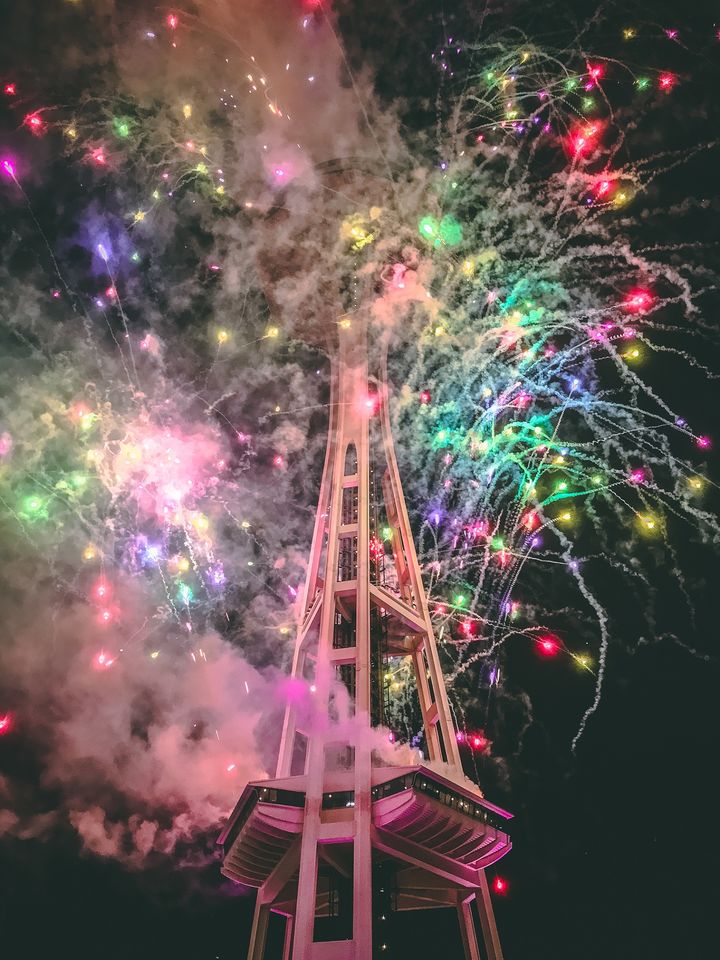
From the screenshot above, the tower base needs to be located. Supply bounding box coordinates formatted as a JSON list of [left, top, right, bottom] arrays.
[[219, 764, 511, 959]]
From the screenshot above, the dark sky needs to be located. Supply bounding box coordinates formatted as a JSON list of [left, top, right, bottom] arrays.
[[1, 2, 719, 958]]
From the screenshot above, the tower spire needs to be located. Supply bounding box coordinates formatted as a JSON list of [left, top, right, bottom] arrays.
[[219, 306, 512, 960]]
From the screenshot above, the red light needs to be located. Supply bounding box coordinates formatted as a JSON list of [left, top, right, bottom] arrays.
[[273, 454, 284, 467], [24, 112, 46, 135], [493, 876, 508, 894], [167, 13, 179, 29], [0, 713, 12, 735], [624, 290, 652, 312], [696, 435, 711, 450], [94, 650, 115, 669], [570, 122, 600, 157], [523, 511, 539, 531], [596, 180, 612, 197], [587, 63, 604, 81], [105, 286, 117, 300], [471, 735, 488, 751], [659, 73, 676, 91], [420, 390, 432, 405], [92, 580, 110, 601], [4, 83, 16, 96], [91, 148, 107, 166], [538, 635, 559, 656]]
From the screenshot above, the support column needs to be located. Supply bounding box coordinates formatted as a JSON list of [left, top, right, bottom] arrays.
[[247, 899, 270, 960], [476, 872, 504, 960], [282, 915, 294, 960], [353, 741, 373, 960], [457, 892, 482, 960]]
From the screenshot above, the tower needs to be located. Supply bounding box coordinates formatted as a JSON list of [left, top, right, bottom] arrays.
[[218, 305, 512, 959]]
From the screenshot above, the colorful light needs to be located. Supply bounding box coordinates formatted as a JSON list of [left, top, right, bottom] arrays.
[[493, 877, 508, 894], [0, 713, 12, 735], [24, 112, 46, 135], [538, 635, 559, 656], [94, 651, 115, 669]]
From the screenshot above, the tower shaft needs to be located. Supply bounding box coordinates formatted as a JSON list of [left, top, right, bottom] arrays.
[[219, 315, 511, 960]]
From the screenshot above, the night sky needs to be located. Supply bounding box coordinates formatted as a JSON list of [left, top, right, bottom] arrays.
[[1, 2, 719, 958]]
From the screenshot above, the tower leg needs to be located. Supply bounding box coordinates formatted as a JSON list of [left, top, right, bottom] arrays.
[[291, 799, 321, 959], [247, 898, 270, 960], [476, 872, 504, 960], [282, 915, 294, 960], [353, 741, 373, 959], [457, 892, 482, 960]]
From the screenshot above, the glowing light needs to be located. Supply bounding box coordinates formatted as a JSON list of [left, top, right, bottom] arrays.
[[364, 393, 380, 416], [216, 329, 229, 344], [94, 651, 115, 669], [638, 513, 659, 534], [273, 454, 284, 468], [24, 112, 46, 135], [418, 216, 439, 241], [113, 117, 131, 138], [624, 290, 653, 311], [659, 73, 676, 92], [419, 390, 432, 405], [471, 735, 488, 750], [587, 63, 604, 81], [0, 713, 13, 735], [265, 326, 280, 339], [133, 210, 146, 222], [3, 83, 16, 96], [92, 580, 110, 601], [696, 435, 711, 450], [82, 544, 97, 562], [493, 877, 508, 894], [538, 635, 559, 656], [177, 583, 193, 605], [623, 28, 636, 40], [183, 103, 192, 119], [192, 513, 209, 533], [23, 495, 44, 516], [2, 159, 15, 178], [574, 654, 592, 670], [439, 215, 463, 246], [166, 13, 178, 29]]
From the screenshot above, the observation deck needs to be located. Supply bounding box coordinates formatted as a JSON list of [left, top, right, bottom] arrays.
[[219, 764, 511, 912]]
